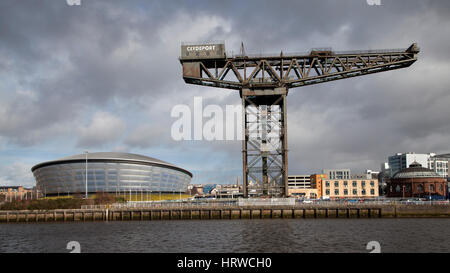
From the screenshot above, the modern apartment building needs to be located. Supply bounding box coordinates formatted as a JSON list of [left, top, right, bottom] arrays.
[[321, 179, 379, 199], [386, 152, 449, 178], [323, 169, 351, 179]]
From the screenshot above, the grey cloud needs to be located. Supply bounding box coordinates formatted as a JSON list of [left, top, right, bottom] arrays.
[[1, 0, 450, 185]]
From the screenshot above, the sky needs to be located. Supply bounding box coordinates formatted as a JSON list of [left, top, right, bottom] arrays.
[[1, 0, 450, 187]]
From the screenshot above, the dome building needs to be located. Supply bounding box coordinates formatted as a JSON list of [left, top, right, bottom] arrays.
[[31, 152, 192, 197], [387, 161, 447, 199]]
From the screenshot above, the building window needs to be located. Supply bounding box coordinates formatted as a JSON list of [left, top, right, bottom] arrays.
[[334, 181, 339, 187], [352, 181, 357, 187], [370, 181, 374, 187], [326, 181, 330, 187], [334, 189, 339, 195], [370, 189, 375, 195], [362, 189, 366, 195], [430, 184, 435, 192], [352, 189, 357, 195], [344, 189, 348, 195], [418, 184, 423, 193], [344, 181, 348, 187], [326, 189, 330, 195]]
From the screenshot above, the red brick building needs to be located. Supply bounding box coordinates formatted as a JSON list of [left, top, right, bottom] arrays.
[[387, 162, 447, 199]]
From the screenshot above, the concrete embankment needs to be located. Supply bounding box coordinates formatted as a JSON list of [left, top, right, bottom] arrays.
[[1, 205, 449, 223]]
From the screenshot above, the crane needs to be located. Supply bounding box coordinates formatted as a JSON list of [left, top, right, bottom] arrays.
[[179, 42, 419, 198]]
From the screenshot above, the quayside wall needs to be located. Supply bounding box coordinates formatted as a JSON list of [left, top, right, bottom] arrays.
[[1, 205, 450, 223]]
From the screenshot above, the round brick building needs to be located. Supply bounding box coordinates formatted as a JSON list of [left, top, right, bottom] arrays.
[[387, 161, 447, 199]]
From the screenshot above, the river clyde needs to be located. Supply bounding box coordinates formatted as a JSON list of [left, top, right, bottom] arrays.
[[1, 218, 450, 253]]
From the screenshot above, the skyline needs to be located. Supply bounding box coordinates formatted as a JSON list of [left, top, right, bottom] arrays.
[[1, 0, 450, 187]]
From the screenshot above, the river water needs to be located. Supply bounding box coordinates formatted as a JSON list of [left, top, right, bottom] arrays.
[[1, 218, 449, 253]]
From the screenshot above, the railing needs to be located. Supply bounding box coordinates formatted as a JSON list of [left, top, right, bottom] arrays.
[[228, 48, 408, 59], [79, 199, 450, 210]]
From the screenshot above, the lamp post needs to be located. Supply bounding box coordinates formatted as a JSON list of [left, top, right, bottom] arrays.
[[85, 150, 88, 199]]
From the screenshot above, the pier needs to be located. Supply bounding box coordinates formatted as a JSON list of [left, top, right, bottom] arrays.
[[1, 204, 450, 223]]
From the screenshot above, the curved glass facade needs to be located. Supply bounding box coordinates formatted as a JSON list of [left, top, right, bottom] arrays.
[[33, 162, 192, 195]]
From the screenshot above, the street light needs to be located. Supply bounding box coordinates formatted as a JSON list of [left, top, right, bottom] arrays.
[[85, 150, 88, 199]]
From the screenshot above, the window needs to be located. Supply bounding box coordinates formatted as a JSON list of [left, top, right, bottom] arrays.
[[334, 181, 339, 187], [334, 189, 339, 195], [370, 181, 375, 187], [362, 189, 366, 195], [361, 181, 366, 187], [326, 189, 330, 195], [344, 181, 348, 187], [352, 189, 357, 195], [352, 181, 357, 187], [344, 189, 348, 195], [325, 181, 330, 187], [370, 189, 375, 195]]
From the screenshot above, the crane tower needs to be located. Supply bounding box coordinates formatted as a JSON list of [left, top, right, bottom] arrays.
[[179, 42, 419, 198]]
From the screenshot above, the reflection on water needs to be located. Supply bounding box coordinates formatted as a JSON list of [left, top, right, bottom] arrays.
[[1, 218, 450, 253]]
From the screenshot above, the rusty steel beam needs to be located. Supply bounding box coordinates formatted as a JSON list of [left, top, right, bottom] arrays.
[[180, 43, 419, 91]]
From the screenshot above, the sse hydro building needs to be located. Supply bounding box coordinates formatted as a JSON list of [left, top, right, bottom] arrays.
[[31, 152, 192, 196]]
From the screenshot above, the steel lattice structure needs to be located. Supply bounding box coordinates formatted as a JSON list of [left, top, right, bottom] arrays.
[[180, 43, 419, 197]]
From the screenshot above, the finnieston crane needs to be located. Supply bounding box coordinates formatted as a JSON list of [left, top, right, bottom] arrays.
[[179, 42, 419, 198]]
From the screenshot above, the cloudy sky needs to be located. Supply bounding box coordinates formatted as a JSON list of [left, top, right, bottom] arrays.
[[1, 0, 449, 187]]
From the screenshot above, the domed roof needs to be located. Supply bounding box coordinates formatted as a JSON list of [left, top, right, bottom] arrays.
[[57, 152, 171, 165], [31, 152, 192, 177], [434, 153, 450, 159], [392, 161, 440, 179]]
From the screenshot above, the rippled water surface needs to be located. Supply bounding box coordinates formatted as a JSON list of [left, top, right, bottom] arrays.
[[1, 219, 450, 253]]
